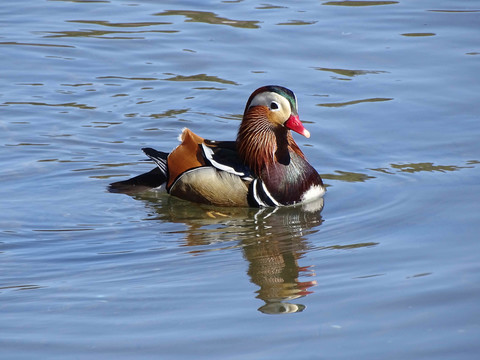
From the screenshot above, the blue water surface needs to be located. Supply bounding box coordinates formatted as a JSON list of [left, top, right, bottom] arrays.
[[1, 0, 479, 359]]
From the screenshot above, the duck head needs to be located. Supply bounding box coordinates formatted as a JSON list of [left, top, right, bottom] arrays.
[[237, 85, 310, 175], [243, 85, 310, 138]]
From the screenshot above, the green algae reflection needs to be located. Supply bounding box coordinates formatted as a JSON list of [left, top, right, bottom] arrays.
[[323, 1, 399, 6], [156, 10, 260, 29]]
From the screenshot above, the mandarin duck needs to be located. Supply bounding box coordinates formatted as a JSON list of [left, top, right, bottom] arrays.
[[109, 85, 325, 207]]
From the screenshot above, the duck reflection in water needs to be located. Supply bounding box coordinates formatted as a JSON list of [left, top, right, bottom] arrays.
[[137, 193, 324, 314]]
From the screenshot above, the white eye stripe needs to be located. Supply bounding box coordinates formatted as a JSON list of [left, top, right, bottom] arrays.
[[249, 92, 291, 114]]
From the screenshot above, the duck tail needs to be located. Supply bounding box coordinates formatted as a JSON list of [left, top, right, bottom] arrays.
[[107, 148, 168, 194]]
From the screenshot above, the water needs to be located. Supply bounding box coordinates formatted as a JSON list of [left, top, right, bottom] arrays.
[[1, 0, 479, 359]]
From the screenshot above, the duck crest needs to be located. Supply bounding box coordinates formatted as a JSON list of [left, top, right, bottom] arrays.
[[245, 85, 297, 115]]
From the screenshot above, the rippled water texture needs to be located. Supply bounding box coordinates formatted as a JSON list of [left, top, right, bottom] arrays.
[[1, 1, 479, 359]]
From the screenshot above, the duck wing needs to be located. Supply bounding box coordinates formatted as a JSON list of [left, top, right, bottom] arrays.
[[201, 140, 253, 180]]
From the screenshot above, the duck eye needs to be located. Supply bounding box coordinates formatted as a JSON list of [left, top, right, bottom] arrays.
[[270, 102, 279, 110]]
